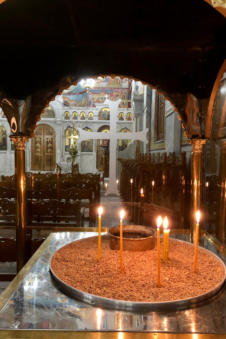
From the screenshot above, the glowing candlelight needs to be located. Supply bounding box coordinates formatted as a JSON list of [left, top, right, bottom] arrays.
[[119, 209, 125, 272], [156, 216, 162, 287], [116, 179, 119, 184], [140, 187, 144, 198], [130, 178, 133, 184], [163, 217, 170, 261], [97, 206, 103, 260], [194, 210, 201, 272], [152, 180, 155, 202]]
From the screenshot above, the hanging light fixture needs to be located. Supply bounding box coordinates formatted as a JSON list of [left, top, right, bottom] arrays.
[[211, 0, 226, 8]]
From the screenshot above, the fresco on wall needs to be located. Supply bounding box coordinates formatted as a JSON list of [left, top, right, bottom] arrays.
[[62, 77, 131, 108], [0, 126, 7, 150], [41, 106, 55, 118]]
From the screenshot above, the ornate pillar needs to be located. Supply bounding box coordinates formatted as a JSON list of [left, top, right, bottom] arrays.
[[190, 139, 207, 240], [217, 140, 226, 244], [10, 134, 28, 272]]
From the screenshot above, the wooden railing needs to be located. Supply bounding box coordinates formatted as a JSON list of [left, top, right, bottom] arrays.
[[119, 152, 191, 229]]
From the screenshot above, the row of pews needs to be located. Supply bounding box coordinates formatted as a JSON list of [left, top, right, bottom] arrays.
[[0, 172, 101, 227]]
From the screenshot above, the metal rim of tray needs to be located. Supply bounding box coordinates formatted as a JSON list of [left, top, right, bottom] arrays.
[[49, 237, 226, 312]]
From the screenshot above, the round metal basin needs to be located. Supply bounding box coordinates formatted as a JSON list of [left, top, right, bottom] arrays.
[[108, 225, 155, 251]]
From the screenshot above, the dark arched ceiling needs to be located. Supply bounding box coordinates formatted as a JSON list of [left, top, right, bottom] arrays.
[[0, 0, 225, 100]]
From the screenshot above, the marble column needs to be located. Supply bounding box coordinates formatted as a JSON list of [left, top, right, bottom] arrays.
[[190, 139, 207, 240], [10, 134, 28, 272], [217, 140, 226, 244]]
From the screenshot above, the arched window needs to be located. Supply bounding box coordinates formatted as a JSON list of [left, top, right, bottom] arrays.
[[64, 111, 70, 120], [98, 107, 110, 120], [0, 126, 7, 150], [65, 127, 79, 152], [118, 127, 131, 151], [81, 127, 93, 152]]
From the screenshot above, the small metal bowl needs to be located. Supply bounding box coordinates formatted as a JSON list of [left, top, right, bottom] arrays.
[[108, 225, 155, 251]]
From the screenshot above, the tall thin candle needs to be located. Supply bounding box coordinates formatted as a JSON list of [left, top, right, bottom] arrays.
[[119, 209, 125, 272], [194, 210, 201, 272], [163, 217, 170, 261], [156, 216, 162, 287], [97, 206, 103, 260]]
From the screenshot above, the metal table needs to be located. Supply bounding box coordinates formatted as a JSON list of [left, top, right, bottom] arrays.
[[0, 231, 225, 339]]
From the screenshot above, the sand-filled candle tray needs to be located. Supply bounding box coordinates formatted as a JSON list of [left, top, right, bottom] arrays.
[[50, 236, 225, 312]]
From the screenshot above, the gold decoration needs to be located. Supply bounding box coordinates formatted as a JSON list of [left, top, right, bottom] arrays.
[[10, 135, 28, 151], [190, 139, 207, 152]]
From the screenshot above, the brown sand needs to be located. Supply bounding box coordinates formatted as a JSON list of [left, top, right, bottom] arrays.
[[51, 236, 225, 302]]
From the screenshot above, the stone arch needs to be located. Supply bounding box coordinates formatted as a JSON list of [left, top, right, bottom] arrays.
[[26, 74, 184, 139]]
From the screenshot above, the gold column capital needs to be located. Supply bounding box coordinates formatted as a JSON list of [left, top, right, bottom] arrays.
[[10, 135, 28, 151], [190, 138, 207, 152]]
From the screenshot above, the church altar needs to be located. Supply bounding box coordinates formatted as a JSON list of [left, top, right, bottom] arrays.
[[0, 231, 225, 338]]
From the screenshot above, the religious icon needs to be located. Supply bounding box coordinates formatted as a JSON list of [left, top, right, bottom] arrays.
[[99, 107, 110, 120], [35, 137, 41, 153], [81, 140, 93, 152], [72, 111, 78, 120], [64, 111, 70, 120], [126, 112, 132, 121], [118, 112, 124, 121], [80, 111, 86, 120], [88, 111, 94, 120]]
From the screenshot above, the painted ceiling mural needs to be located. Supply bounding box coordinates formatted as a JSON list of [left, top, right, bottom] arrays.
[[62, 77, 132, 108]]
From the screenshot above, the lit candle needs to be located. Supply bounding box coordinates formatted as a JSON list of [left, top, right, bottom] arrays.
[[163, 217, 170, 261], [140, 187, 144, 198], [152, 180, 155, 202], [194, 210, 201, 272], [97, 206, 103, 260], [156, 216, 162, 287], [130, 178, 133, 184], [119, 209, 125, 272]]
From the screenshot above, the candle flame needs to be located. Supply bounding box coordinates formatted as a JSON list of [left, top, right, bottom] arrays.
[[196, 210, 201, 223], [157, 216, 162, 228], [140, 187, 144, 195], [97, 206, 103, 216], [116, 179, 119, 184], [130, 178, 133, 184], [120, 209, 125, 220], [163, 216, 169, 229], [152, 180, 155, 187]]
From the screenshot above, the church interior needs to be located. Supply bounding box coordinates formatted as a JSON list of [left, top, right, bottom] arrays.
[[0, 0, 225, 338]]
